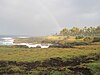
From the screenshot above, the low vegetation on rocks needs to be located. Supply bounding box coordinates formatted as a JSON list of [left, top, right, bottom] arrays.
[[0, 43, 100, 75]]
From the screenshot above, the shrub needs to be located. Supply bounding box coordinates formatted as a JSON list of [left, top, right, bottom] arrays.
[[6, 65, 25, 74], [93, 37, 100, 42], [87, 61, 100, 75], [83, 37, 93, 42], [67, 36, 70, 39], [49, 44, 73, 48], [13, 45, 28, 48], [75, 36, 84, 39], [70, 42, 88, 46], [50, 42, 88, 48], [50, 71, 67, 75]]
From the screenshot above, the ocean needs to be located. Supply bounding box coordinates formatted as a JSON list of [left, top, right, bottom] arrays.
[[0, 35, 29, 45]]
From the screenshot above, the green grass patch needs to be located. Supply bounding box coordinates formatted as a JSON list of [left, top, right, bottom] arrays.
[[0, 45, 99, 62], [87, 60, 100, 75]]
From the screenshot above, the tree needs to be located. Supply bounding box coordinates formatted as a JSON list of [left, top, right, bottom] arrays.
[[96, 26, 100, 31], [70, 27, 80, 32], [83, 26, 87, 32], [60, 28, 69, 36], [70, 27, 80, 36], [95, 26, 100, 36], [58, 26, 100, 36]]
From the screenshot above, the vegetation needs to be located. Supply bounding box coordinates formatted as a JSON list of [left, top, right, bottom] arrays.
[[87, 60, 100, 75], [0, 26, 100, 75], [75, 35, 84, 39], [93, 37, 100, 42], [83, 37, 93, 42], [0, 43, 100, 75], [0, 46, 99, 61], [59, 26, 100, 36]]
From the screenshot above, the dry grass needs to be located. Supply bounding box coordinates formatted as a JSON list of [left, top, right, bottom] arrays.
[[45, 36, 76, 43], [75, 44, 100, 50]]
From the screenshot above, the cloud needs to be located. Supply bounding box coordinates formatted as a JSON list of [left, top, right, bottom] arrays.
[[0, 0, 100, 36], [41, 0, 100, 28]]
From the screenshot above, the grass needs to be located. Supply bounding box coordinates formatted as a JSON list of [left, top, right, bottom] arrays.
[[0, 44, 99, 62], [15, 36, 77, 43], [0, 44, 100, 75], [75, 44, 100, 50], [87, 60, 100, 75]]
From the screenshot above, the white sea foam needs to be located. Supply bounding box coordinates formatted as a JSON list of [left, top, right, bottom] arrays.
[[2, 37, 13, 40], [0, 37, 14, 45], [18, 37, 29, 38]]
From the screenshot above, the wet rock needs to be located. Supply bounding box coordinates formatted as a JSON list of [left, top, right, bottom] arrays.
[[42, 57, 64, 67], [68, 66, 92, 75]]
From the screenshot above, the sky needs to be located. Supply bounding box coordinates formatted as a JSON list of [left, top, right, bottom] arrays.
[[0, 0, 100, 36]]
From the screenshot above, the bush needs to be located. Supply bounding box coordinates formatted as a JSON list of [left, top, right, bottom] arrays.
[[50, 71, 67, 75], [6, 65, 25, 74], [75, 36, 84, 39], [49, 44, 73, 48], [87, 61, 100, 75], [49, 42, 88, 48], [93, 37, 100, 42], [70, 42, 88, 46], [12, 45, 28, 48], [83, 37, 93, 42]]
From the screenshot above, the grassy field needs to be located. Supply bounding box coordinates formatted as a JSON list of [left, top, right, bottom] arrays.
[[87, 60, 100, 75], [0, 45, 99, 62], [0, 43, 100, 75]]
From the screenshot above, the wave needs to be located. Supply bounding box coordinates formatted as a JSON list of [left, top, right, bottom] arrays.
[[0, 37, 14, 45]]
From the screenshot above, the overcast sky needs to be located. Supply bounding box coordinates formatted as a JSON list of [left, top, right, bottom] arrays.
[[0, 0, 100, 36]]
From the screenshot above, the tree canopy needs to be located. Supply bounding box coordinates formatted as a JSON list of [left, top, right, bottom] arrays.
[[59, 26, 100, 36]]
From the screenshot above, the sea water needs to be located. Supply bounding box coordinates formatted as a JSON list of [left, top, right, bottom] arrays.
[[0, 36, 14, 45], [0, 35, 30, 45]]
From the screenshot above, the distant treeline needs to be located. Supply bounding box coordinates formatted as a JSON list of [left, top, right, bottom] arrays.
[[58, 26, 100, 36]]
